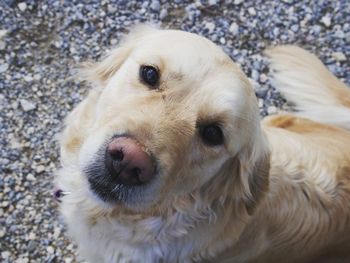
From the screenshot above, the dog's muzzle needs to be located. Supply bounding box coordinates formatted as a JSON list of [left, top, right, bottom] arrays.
[[85, 136, 157, 203]]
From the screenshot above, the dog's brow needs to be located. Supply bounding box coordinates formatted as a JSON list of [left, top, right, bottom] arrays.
[[166, 72, 184, 82], [196, 115, 225, 127]]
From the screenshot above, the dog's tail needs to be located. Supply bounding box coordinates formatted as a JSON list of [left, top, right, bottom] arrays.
[[266, 45, 350, 130]]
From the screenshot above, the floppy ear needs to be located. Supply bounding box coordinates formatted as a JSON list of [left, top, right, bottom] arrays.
[[79, 24, 160, 86], [199, 128, 270, 216], [237, 132, 270, 215]]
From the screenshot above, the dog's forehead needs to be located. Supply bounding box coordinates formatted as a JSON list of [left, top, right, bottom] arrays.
[[119, 30, 252, 122], [132, 30, 232, 73], [131, 30, 246, 95]]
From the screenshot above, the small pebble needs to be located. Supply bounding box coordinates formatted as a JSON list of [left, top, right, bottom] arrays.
[[258, 99, 264, 108], [18, 2, 27, 12], [26, 173, 35, 181], [205, 22, 215, 33], [0, 30, 7, 39], [273, 28, 279, 37], [2, 251, 11, 260], [150, 0, 160, 12], [24, 75, 33, 82], [259, 73, 268, 83], [291, 24, 299, 32], [110, 38, 118, 45], [0, 41, 5, 50], [47, 246, 55, 254], [321, 15, 331, 27], [332, 52, 346, 62], [0, 63, 8, 73], [20, 99, 36, 112], [251, 69, 259, 81], [27, 240, 38, 253], [267, 106, 277, 114], [248, 7, 256, 16], [229, 23, 239, 36], [159, 9, 168, 20], [107, 5, 117, 13], [15, 256, 29, 263]]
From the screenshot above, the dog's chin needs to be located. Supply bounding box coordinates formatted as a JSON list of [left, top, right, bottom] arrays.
[[84, 159, 162, 212], [87, 176, 159, 211]]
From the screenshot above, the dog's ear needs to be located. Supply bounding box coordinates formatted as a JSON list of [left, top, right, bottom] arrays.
[[201, 129, 270, 216], [239, 151, 270, 215], [237, 133, 270, 215], [79, 25, 160, 86]]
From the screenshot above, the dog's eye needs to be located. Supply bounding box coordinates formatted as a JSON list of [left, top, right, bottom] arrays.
[[140, 65, 159, 87], [199, 124, 224, 146]]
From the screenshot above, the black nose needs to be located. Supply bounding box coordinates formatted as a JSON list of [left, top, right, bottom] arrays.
[[105, 137, 155, 186]]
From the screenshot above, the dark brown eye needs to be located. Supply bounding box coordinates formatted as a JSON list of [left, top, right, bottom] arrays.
[[199, 124, 224, 146], [140, 65, 159, 87]]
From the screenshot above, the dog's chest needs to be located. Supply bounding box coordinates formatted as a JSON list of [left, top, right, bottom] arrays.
[[77, 217, 208, 263], [86, 235, 198, 263]]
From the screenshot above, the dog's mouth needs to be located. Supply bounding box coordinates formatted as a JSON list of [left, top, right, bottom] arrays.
[[84, 135, 160, 206]]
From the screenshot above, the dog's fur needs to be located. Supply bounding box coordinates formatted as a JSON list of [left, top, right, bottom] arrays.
[[56, 26, 350, 262]]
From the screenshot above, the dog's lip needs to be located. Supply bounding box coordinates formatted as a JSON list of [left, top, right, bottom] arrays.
[[52, 187, 70, 202]]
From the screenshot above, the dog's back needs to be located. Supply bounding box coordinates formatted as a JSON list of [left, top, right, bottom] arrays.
[[256, 46, 350, 262]]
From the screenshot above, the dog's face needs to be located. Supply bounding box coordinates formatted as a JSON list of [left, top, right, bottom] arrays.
[[58, 27, 269, 217]]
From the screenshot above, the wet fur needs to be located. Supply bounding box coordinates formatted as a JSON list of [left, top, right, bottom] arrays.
[[56, 27, 350, 262]]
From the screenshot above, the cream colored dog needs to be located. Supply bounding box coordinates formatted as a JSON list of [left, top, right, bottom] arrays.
[[56, 26, 350, 263]]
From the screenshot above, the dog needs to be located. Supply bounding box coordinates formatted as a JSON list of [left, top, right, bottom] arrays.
[[55, 26, 350, 262]]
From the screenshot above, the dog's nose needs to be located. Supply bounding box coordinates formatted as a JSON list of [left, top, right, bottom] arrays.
[[105, 137, 155, 185]]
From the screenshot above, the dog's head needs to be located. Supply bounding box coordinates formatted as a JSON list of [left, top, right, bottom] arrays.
[[58, 26, 269, 220]]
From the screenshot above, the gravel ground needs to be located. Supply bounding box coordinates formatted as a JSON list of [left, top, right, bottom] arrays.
[[0, 0, 349, 262]]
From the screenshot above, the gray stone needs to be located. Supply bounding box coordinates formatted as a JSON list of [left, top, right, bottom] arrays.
[[0, 41, 5, 50], [20, 99, 36, 112], [27, 240, 38, 253], [107, 5, 117, 13], [18, 2, 27, 12], [0, 228, 5, 238], [1, 251, 11, 260], [321, 15, 331, 27], [159, 9, 168, 20], [332, 52, 346, 62], [0, 63, 8, 73], [248, 7, 256, 16], [47, 246, 55, 254], [229, 23, 239, 36], [150, 0, 160, 12], [291, 24, 299, 32], [251, 69, 259, 81], [205, 22, 215, 33], [35, 165, 46, 173], [0, 30, 7, 39]]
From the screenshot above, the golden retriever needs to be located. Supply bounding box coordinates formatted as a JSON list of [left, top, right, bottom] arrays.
[[55, 26, 350, 262]]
